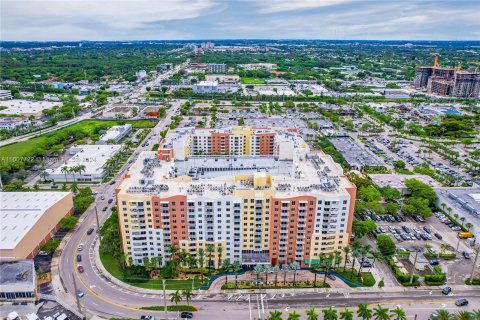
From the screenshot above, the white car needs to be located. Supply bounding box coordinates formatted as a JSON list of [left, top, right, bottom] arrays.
[[78, 244, 84, 251]]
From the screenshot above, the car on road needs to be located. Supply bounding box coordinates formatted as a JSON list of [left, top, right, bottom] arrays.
[[102, 206, 108, 212], [87, 228, 94, 235], [108, 198, 114, 204], [78, 244, 84, 251], [100, 196, 105, 200], [76, 290, 84, 298], [180, 312, 193, 319], [442, 287, 451, 295], [140, 316, 155, 320], [327, 273, 337, 280], [429, 259, 439, 266], [38, 251, 49, 256], [455, 299, 469, 306], [434, 233, 442, 240], [77, 265, 84, 273], [463, 251, 471, 259], [76, 254, 82, 262], [109, 180, 116, 185]]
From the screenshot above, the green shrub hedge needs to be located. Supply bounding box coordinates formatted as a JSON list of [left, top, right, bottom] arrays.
[[386, 256, 420, 286]]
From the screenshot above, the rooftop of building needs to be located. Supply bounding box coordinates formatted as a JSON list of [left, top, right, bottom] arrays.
[[195, 81, 218, 86], [99, 124, 132, 141], [0, 99, 60, 115], [45, 144, 122, 175], [0, 260, 35, 286], [369, 174, 442, 189], [118, 149, 353, 199], [0, 192, 71, 249]]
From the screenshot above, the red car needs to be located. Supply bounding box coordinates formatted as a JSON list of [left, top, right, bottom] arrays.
[[77, 265, 84, 273]]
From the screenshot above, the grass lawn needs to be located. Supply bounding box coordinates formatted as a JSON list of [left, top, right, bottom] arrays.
[[241, 77, 266, 84], [100, 251, 204, 290], [0, 119, 157, 159], [141, 305, 198, 312]]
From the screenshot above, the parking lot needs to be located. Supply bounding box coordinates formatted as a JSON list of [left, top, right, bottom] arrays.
[[363, 211, 476, 284]]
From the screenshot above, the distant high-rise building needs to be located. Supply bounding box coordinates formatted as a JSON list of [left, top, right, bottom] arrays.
[[200, 42, 215, 49]]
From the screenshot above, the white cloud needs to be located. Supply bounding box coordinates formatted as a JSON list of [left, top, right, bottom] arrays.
[[252, 0, 351, 13]]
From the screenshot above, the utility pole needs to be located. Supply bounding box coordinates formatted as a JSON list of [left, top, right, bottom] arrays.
[[71, 272, 83, 317], [248, 294, 252, 320], [94, 205, 101, 241], [163, 279, 167, 320], [469, 246, 479, 284], [410, 250, 419, 284]]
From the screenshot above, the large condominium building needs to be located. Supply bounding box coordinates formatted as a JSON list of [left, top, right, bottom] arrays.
[[116, 127, 356, 268], [414, 66, 480, 98], [207, 64, 227, 73]]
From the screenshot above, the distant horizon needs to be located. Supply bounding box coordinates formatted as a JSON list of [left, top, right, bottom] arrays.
[[2, 39, 480, 43]]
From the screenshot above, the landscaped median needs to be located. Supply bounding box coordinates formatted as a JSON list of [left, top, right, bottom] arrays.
[[140, 305, 198, 312], [221, 281, 330, 290]]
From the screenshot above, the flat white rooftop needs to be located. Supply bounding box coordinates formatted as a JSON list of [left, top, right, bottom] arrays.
[[46, 144, 122, 176], [0, 192, 70, 250], [0, 99, 60, 115]]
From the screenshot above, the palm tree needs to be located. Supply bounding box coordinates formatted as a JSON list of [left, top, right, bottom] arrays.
[[323, 306, 338, 320], [334, 250, 342, 270], [167, 243, 179, 261], [471, 310, 480, 320], [205, 243, 215, 273], [323, 256, 333, 284], [40, 171, 49, 182], [188, 255, 196, 270], [70, 166, 78, 182], [76, 164, 86, 181], [290, 262, 300, 287], [264, 265, 271, 284], [339, 308, 354, 320], [181, 289, 193, 306], [287, 311, 301, 320], [272, 266, 280, 287], [447, 207, 452, 216], [460, 217, 466, 226], [465, 222, 473, 231], [430, 309, 453, 320], [306, 308, 318, 320], [351, 248, 362, 276], [233, 260, 241, 288], [312, 261, 320, 287], [170, 290, 182, 319], [441, 203, 446, 212], [454, 213, 459, 221], [222, 259, 231, 283], [268, 310, 283, 320], [372, 305, 389, 320], [69, 182, 79, 194], [390, 307, 407, 320], [342, 246, 351, 272], [282, 264, 291, 285], [61, 165, 69, 182], [198, 248, 205, 268], [455, 311, 473, 320], [357, 245, 372, 276], [178, 249, 189, 268], [253, 264, 263, 285], [216, 244, 223, 269], [440, 243, 450, 255], [357, 303, 373, 320]]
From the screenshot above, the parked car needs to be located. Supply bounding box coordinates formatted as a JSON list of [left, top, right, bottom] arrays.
[[362, 261, 372, 267], [423, 226, 432, 234], [108, 199, 114, 204], [327, 274, 337, 280], [38, 251, 49, 256], [77, 290, 84, 298], [180, 312, 193, 319], [455, 299, 469, 306], [442, 287, 452, 295], [429, 259, 439, 266], [76, 254, 82, 262], [434, 233, 443, 240], [102, 206, 108, 212], [87, 228, 94, 235], [463, 251, 471, 259], [402, 226, 411, 233], [77, 265, 84, 273]]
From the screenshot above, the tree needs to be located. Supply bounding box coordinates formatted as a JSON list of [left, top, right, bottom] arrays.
[[339, 308, 354, 320], [376, 234, 396, 256], [60, 216, 79, 230], [268, 310, 283, 320], [272, 265, 280, 287], [282, 264, 291, 285], [455, 311, 473, 320], [70, 182, 79, 194], [233, 260, 241, 288], [429, 310, 452, 320], [61, 165, 70, 182], [222, 259, 231, 283], [170, 290, 182, 319], [323, 306, 338, 320], [393, 160, 406, 170], [372, 305, 389, 320], [253, 265, 263, 284], [390, 307, 407, 320], [357, 303, 373, 320], [40, 171, 49, 182], [404, 178, 438, 204], [342, 246, 351, 272], [385, 202, 400, 215], [290, 262, 300, 286], [306, 308, 318, 320], [287, 311, 301, 320], [465, 222, 473, 231], [216, 244, 223, 269], [381, 186, 401, 201], [352, 220, 378, 238], [357, 185, 382, 202], [206, 243, 215, 273], [402, 197, 432, 218], [181, 289, 193, 306]]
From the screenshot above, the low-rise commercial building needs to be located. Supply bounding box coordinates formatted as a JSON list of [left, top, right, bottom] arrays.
[[0, 89, 13, 100], [45, 144, 123, 182], [0, 260, 36, 301], [0, 192, 73, 260], [117, 127, 356, 268], [0, 99, 60, 118], [98, 124, 132, 144], [193, 81, 218, 93], [207, 64, 227, 73], [0, 117, 32, 131]]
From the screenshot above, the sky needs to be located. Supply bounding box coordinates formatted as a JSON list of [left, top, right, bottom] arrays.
[[1, 0, 480, 41]]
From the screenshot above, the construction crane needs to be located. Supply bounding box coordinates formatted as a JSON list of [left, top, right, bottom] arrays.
[[468, 61, 480, 72], [431, 53, 440, 68]]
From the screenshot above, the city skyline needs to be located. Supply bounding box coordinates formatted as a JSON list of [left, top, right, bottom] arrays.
[[2, 0, 480, 41]]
